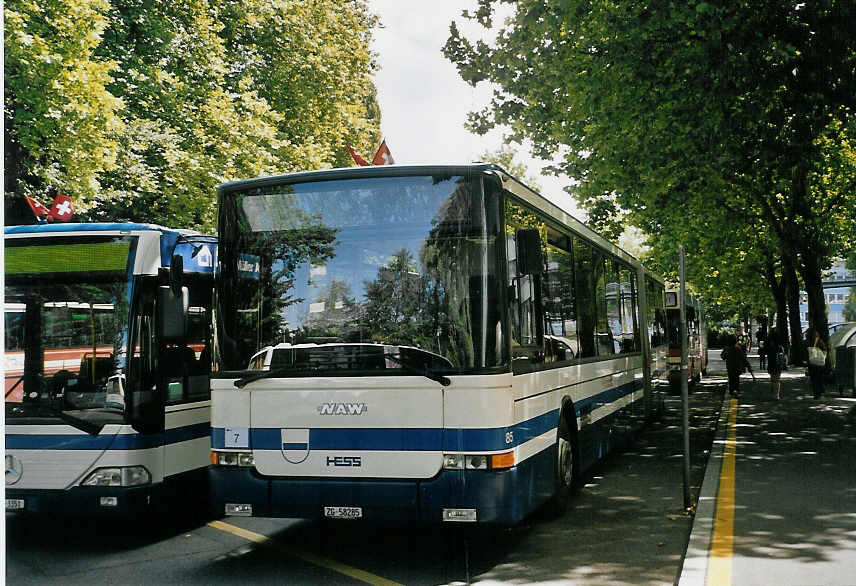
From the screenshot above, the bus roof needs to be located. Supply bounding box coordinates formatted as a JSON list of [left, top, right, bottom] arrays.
[[4, 222, 215, 272], [216, 164, 505, 194], [5, 222, 198, 238]]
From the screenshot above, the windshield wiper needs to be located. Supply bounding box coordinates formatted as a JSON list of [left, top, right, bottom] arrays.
[[54, 408, 104, 435], [383, 353, 451, 386], [16, 403, 105, 435], [234, 369, 294, 388]]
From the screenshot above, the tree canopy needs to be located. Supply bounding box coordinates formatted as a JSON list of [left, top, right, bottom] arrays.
[[444, 0, 856, 337], [4, 0, 382, 230]]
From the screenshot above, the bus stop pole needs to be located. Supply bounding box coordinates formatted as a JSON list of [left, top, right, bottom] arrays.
[[679, 246, 691, 509]]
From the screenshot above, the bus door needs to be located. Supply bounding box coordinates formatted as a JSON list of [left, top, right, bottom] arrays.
[[158, 279, 213, 485]]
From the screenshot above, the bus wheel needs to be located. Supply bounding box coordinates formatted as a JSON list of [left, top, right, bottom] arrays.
[[548, 418, 576, 517]]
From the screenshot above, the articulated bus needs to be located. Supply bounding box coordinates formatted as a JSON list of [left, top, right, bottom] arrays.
[[5, 223, 216, 515], [664, 288, 708, 392], [210, 165, 668, 524]]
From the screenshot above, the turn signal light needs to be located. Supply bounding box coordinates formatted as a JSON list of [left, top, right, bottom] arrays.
[[490, 451, 515, 469]]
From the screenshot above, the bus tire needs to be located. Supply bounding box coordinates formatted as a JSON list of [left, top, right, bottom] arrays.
[[547, 410, 577, 517]]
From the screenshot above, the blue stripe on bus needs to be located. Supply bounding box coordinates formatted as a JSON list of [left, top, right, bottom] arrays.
[[282, 443, 308, 450], [4, 422, 209, 451], [211, 380, 643, 452]]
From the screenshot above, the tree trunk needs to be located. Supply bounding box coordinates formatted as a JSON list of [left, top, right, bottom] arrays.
[[800, 253, 829, 341], [783, 255, 804, 365], [765, 259, 789, 344]]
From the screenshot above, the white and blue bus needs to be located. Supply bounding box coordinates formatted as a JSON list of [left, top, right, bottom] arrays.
[[5, 223, 216, 515], [210, 165, 667, 524], [664, 288, 708, 392]]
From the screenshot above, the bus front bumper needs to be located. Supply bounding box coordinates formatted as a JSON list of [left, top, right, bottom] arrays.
[[5, 485, 156, 516], [211, 450, 554, 525]]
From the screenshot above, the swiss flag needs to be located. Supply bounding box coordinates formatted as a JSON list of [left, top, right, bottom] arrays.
[[47, 193, 74, 222], [346, 144, 370, 166], [372, 140, 395, 165], [25, 195, 49, 218]]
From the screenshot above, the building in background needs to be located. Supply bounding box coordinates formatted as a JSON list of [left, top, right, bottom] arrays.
[[799, 259, 855, 331]]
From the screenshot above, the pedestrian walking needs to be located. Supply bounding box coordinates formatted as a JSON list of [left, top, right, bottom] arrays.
[[807, 327, 827, 399], [757, 326, 767, 369], [722, 334, 754, 398], [765, 327, 785, 399]]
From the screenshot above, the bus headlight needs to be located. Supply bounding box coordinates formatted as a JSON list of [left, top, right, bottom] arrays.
[[465, 455, 488, 470], [81, 466, 151, 487], [442, 452, 514, 470], [443, 454, 464, 469], [211, 451, 255, 467]]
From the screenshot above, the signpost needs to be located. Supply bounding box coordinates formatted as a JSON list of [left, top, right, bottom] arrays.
[[680, 246, 691, 509]]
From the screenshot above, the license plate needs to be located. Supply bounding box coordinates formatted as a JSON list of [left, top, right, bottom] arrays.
[[323, 506, 362, 519], [5, 499, 25, 511]]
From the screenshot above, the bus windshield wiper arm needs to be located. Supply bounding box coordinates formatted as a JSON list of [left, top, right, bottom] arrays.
[[383, 354, 451, 386], [42, 406, 104, 435], [234, 369, 294, 388]]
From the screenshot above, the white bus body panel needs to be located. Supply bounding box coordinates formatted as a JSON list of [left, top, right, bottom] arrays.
[[214, 377, 445, 479], [164, 401, 211, 478]]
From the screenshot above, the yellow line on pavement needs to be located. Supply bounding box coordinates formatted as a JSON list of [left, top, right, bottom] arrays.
[[706, 397, 739, 586], [208, 520, 403, 586]]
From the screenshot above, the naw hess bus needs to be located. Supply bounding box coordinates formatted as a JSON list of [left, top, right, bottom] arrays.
[[210, 165, 668, 524], [5, 223, 215, 515]]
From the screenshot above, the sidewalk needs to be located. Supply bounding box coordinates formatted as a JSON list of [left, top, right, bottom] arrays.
[[679, 356, 856, 585]]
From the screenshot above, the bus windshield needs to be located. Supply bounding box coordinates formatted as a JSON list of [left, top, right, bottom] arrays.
[[5, 237, 132, 415], [216, 173, 505, 375]]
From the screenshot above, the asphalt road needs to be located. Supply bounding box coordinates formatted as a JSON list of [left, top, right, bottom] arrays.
[[6, 378, 726, 585]]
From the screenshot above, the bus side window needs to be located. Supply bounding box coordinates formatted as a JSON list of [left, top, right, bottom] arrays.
[[618, 265, 638, 353], [573, 239, 597, 359], [605, 258, 622, 354], [593, 251, 613, 356], [543, 229, 578, 364], [504, 200, 545, 370]]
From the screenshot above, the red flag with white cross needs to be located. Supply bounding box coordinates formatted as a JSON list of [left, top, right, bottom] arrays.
[[25, 195, 49, 219], [371, 140, 395, 165], [47, 193, 74, 222], [346, 144, 370, 166]]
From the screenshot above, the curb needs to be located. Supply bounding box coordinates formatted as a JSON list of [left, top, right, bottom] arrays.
[[676, 391, 731, 586]]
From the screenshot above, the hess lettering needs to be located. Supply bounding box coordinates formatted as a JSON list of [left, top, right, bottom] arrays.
[[326, 456, 362, 467]]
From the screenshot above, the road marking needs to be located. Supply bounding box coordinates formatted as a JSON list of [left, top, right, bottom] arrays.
[[207, 520, 403, 586], [706, 397, 739, 585]]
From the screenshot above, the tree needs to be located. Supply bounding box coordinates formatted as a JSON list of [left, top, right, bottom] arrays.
[[477, 144, 541, 191], [4, 0, 122, 223], [444, 1, 856, 347], [218, 0, 382, 171], [89, 0, 284, 229], [5, 0, 382, 231]]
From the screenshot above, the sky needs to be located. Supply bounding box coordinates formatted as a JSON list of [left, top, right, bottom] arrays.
[[367, 0, 585, 219]]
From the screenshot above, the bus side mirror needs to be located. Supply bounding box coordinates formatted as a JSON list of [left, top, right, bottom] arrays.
[[158, 285, 188, 341], [516, 228, 544, 275]]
